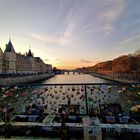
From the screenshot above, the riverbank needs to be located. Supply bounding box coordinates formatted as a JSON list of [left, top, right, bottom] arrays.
[[92, 73, 138, 83], [0, 73, 55, 86]]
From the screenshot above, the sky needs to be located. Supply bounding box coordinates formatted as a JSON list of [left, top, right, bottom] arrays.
[[0, 0, 140, 69]]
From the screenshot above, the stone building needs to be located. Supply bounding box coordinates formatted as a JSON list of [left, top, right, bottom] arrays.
[[0, 40, 52, 74], [0, 48, 3, 74]]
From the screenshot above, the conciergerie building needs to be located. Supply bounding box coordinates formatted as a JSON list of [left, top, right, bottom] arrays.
[[0, 39, 52, 74]]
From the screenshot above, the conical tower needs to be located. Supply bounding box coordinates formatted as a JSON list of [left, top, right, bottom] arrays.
[[27, 47, 35, 74], [27, 49, 33, 57], [4, 40, 15, 53], [4, 39, 16, 74]]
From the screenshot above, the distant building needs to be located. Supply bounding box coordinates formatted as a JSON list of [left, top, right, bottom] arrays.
[[0, 40, 53, 74], [0, 48, 3, 74]]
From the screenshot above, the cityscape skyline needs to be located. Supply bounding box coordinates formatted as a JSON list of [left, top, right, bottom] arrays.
[[0, 0, 140, 69]]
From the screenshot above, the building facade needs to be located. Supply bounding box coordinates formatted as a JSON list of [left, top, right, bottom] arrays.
[[0, 40, 53, 74]]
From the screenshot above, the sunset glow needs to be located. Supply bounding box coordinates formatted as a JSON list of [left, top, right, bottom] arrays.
[[0, 0, 140, 69]]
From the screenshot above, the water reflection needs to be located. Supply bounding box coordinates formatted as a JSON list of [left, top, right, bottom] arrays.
[[39, 74, 111, 84]]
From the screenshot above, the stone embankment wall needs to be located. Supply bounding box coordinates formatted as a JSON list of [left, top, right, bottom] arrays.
[[92, 73, 137, 83], [0, 73, 54, 86]]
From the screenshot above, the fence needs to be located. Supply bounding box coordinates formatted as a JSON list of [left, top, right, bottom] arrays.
[[0, 82, 140, 119], [0, 82, 140, 138]]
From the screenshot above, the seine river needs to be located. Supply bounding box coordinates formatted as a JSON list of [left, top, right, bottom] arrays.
[[38, 73, 111, 84]]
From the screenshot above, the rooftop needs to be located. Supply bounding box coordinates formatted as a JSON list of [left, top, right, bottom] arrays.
[[4, 40, 15, 53]]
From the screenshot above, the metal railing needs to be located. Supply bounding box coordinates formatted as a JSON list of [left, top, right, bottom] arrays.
[[0, 82, 140, 138], [0, 82, 140, 116]]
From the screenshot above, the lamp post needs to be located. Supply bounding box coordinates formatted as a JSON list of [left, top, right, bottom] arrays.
[[84, 84, 88, 115], [60, 108, 70, 140], [3, 106, 11, 138]]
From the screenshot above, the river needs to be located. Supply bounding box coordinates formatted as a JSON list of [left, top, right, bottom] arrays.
[[38, 73, 111, 84]]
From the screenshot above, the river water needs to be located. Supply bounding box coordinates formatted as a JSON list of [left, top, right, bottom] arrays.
[[38, 73, 111, 84]]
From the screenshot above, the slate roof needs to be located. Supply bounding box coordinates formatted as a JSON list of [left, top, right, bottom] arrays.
[[4, 40, 15, 53], [27, 49, 33, 57]]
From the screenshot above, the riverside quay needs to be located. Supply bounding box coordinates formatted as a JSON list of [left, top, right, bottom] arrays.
[[0, 82, 140, 139]]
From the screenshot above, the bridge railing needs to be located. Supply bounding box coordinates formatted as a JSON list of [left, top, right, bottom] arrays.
[[0, 82, 140, 123]]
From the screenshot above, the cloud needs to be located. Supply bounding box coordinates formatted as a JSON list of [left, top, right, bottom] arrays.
[[30, 32, 72, 47], [119, 34, 140, 46], [80, 59, 92, 63], [30, 0, 126, 50], [97, 0, 125, 34], [63, 0, 126, 37], [31, 33, 62, 44]]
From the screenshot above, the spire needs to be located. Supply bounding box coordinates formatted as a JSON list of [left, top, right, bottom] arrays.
[[4, 39, 15, 53], [27, 48, 33, 57]]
